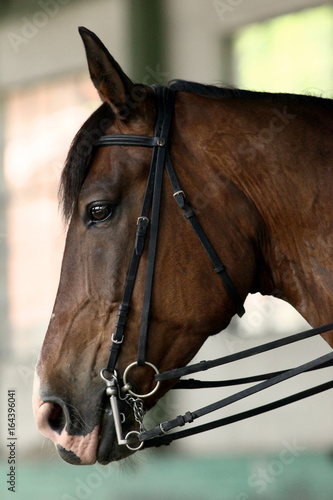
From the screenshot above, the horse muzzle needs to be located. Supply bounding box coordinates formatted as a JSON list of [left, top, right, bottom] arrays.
[[32, 373, 139, 465]]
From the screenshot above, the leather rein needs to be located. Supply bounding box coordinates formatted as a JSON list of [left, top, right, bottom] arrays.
[[96, 85, 333, 451]]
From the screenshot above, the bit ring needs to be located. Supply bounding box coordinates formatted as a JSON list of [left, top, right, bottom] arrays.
[[125, 430, 144, 451], [123, 361, 160, 398]]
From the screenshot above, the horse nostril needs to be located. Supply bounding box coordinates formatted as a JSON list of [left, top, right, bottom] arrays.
[[47, 402, 66, 434]]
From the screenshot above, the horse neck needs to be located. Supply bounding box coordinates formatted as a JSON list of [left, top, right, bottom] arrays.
[[223, 98, 333, 329], [176, 92, 333, 330]]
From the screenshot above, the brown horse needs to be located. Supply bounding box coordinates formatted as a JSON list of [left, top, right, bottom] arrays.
[[33, 27, 333, 465]]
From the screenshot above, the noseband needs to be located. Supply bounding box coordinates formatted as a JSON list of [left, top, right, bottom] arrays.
[[95, 86, 333, 451]]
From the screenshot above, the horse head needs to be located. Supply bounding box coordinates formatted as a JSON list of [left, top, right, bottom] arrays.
[[33, 28, 271, 464]]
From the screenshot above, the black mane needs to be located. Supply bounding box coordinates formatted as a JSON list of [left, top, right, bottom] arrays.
[[169, 79, 333, 105], [60, 81, 332, 221]]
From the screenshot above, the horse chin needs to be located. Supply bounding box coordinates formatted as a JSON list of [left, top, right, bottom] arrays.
[[94, 396, 137, 464], [96, 413, 136, 464]]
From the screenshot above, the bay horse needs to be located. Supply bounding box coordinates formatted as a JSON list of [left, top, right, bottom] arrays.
[[33, 27, 333, 465]]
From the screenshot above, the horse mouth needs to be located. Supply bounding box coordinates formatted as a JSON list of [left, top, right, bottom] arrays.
[[97, 394, 136, 464]]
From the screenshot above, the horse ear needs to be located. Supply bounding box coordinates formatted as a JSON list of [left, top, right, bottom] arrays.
[[78, 27, 134, 115]]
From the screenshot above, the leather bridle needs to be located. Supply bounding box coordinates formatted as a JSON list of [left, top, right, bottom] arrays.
[[96, 85, 333, 451]]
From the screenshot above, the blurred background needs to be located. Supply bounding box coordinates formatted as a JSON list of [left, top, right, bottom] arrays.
[[1, 0, 333, 499]]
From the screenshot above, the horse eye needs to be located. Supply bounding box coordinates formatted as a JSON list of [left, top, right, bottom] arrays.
[[89, 204, 113, 223]]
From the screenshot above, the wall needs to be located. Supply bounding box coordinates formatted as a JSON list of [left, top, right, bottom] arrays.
[[0, 0, 332, 460]]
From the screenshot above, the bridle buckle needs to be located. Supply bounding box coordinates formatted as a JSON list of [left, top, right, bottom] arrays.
[[137, 216, 149, 226], [111, 332, 124, 345], [173, 190, 185, 198]]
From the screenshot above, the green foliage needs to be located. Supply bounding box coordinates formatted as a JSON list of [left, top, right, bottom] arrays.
[[234, 5, 333, 97]]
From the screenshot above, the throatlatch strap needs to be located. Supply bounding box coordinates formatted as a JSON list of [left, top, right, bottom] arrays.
[[165, 151, 245, 318]]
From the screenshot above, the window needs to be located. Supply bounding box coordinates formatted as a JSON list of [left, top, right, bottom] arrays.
[[4, 75, 99, 356], [228, 5, 333, 337], [234, 4, 333, 97]]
